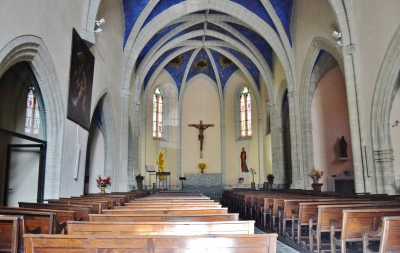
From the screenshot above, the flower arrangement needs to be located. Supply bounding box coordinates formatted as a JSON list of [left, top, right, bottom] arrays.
[[135, 174, 145, 180], [266, 174, 275, 180], [309, 167, 324, 183], [198, 163, 206, 170], [96, 175, 111, 187]]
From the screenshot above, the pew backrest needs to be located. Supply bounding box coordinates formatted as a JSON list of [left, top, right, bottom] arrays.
[[24, 234, 277, 253], [67, 220, 255, 235], [102, 207, 228, 215], [88, 213, 239, 222]]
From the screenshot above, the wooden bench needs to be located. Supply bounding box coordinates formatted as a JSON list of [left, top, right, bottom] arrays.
[[24, 234, 277, 253], [19, 202, 92, 221], [67, 197, 118, 208], [0, 207, 61, 234], [67, 220, 255, 235], [46, 198, 106, 213], [330, 208, 400, 253], [0, 215, 22, 253], [102, 207, 228, 215], [362, 216, 400, 253], [114, 204, 222, 209], [124, 201, 218, 206], [292, 200, 373, 246], [309, 202, 400, 253], [88, 213, 239, 222]]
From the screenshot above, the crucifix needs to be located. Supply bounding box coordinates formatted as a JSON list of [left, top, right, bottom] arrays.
[[188, 120, 214, 158]]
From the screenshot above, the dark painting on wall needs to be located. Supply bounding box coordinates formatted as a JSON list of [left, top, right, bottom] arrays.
[[67, 28, 95, 130]]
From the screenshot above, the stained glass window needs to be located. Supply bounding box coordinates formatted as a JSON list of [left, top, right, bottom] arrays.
[[153, 88, 163, 138], [25, 87, 40, 135], [240, 86, 251, 137]]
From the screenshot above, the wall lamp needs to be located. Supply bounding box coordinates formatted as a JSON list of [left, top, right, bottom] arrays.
[[94, 18, 105, 35], [392, 120, 399, 127], [332, 30, 343, 47]]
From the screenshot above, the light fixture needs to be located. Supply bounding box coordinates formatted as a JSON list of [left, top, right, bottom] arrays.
[[392, 120, 399, 127], [335, 41, 343, 47], [94, 28, 103, 35], [94, 18, 105, 35], [331, 31, 342, 39], [95, 18, 105, 27]]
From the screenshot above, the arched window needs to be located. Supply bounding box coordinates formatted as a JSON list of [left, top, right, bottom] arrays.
[[239, 86, 251, 137], [25, 87, 40, 135], [152, 87, 163, 138]]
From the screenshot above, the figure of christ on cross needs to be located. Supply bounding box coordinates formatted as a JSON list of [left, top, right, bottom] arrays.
[[188, 120, 214, 158]]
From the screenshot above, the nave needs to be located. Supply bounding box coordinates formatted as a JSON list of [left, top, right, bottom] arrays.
[[2, 188, 400, 252]]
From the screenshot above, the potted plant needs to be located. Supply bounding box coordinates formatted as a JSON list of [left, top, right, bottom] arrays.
[[135, 174, 145, 190], [266, 174, 275, 184]]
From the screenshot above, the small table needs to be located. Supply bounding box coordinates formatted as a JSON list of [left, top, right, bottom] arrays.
[[328, 177, 354, 193], [179, 177, 186, 190], [156, 172, 171, 190]]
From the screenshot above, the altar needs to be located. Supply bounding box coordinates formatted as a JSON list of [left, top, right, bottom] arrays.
[[184, 173, 222, 197], [184, 173, 222, 186]]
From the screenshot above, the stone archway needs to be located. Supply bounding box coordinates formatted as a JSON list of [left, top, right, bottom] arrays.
[[0, 35, 65, 199], [370, 26, 400, 194]]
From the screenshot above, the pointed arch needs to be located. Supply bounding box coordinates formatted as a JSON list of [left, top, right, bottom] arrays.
[[371, 25, 400, 194], [299, 36, 343, 189], [0, 35, 65, 199]]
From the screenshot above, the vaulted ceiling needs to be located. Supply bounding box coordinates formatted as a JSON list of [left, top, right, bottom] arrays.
[[122, 0, 293, 93]]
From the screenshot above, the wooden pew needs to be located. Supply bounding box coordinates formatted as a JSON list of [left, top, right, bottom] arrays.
[[77, 194, 127, 206], [0, 207, 64, 234], [0, 215, 22, 253], [67, 197, 118, 208], [67, 220, 255, 235], [0, 209, 57, 253], [88, 213, 239, 222], [19, 202, 91, 221], [124, 201, 218, 206], [24, 234, 277, 253], [102, 207, 228, 215], [330, 208, 400, 253], [362, 216, 400, 253], [292, 200, 372, 246], [46, 198, 106, 213], [114, 204, 222, 209], [309, 202, 400, 253]]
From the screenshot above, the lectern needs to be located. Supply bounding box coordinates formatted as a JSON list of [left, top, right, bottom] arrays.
[[156, 172, 170, 190], [179, 177, 186, 190], [145, 165, 156, 185]]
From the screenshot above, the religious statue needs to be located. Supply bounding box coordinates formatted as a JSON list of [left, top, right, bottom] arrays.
[[340, 136, 348, 158], [189, 120, 214, 158], [240, 147, 249, 173]]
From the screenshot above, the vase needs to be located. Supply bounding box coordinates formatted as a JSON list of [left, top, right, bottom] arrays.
[[200, 168, 204, 173], [100, 186, 105, 193], [312, 183, 323, 193], [136, 179, 144, 190]]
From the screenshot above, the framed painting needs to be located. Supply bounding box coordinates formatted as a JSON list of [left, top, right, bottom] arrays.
[[67, 28, 95, 130]]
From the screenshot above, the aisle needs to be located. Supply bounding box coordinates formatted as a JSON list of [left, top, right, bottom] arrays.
[[254, 226, 299, 253]]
